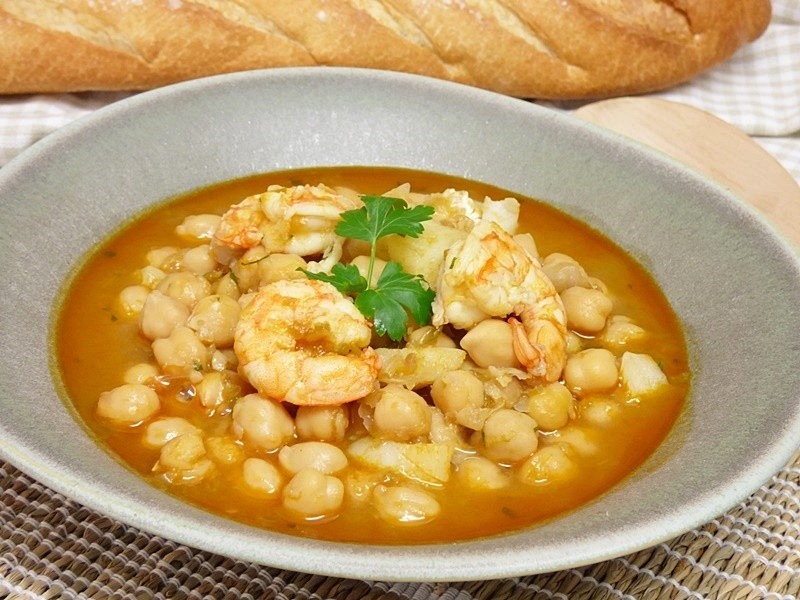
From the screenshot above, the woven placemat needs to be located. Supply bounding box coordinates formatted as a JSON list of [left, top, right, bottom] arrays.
[[2, 450, 798, 600]]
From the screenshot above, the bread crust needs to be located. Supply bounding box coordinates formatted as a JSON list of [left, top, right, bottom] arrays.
[[0, 0, 771, 99]]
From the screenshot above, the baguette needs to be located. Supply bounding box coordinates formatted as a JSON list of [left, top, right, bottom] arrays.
[[0, 0, 771, 99]]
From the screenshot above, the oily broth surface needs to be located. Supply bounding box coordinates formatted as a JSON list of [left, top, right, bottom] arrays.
[[56, 167, 689, 544]]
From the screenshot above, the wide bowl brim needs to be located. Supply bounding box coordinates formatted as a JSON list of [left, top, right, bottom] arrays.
[[1, 67, 799, 582]]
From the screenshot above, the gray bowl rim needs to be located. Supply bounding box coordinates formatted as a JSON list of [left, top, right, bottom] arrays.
[[0, 66, 799, 582]]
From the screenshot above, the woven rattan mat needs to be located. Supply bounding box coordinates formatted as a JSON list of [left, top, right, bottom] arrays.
[[2, 451, 798, 600]]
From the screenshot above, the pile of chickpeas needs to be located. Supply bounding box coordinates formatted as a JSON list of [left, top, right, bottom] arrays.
[[96, 192, 665, 529]]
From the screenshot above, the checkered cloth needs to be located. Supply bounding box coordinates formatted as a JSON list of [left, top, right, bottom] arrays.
[[647, 0, 800, 183], [542, 0, 800, 183], [1, 1, 799, 183]]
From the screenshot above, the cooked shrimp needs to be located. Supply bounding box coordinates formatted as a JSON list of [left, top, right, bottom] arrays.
[[432, 220, 567, 382], [212, 184, 361, 263], [234, 279, 380, 406], [383, 185, 520, 234]]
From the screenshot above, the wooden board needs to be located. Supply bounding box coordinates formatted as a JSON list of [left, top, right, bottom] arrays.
[[574, 97, 800, 250]]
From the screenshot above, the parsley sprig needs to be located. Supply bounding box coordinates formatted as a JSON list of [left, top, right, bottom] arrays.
[[302, 195, 435, 341]]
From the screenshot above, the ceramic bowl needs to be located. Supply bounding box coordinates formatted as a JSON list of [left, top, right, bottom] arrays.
[[1, 68, 799, 582]]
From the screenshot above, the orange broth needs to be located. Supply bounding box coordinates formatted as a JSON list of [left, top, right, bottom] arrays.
[[55, 167, 689, 544]]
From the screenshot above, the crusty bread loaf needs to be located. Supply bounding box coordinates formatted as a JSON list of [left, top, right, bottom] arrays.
[[0, 0, 771, 99]]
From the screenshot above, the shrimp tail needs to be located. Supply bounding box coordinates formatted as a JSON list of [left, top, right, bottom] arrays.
[[509, 304, 566, 382]]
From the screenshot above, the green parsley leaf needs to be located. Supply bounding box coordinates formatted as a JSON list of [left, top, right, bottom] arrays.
[[335, 195, 434, 242], [355, 290, 407, 342], [373, 262, 436, 326], [300, 194, 436, 341], [302, 263, 368, 295], [354, 262, 435, 340]]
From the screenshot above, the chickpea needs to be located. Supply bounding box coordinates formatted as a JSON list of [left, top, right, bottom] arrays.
[[525, 383, 575, 431], [156, 432, 214, 484], [151, 326, 209, 376], [565, 331, 583, 355], [156, 272, 211, 308], [560, 286, 613, 334], [195, 370, 224, 409], [137, 265, 166, 289], [563, 348, 619, 396], [373, 484, 441, 525], [157, 431, 206, 470], [195, 370, 240, 411], [481, 409, 538, 463], [231, 394, 294, 452], [372, 384, 431, 441], [580, 397, 622, 427], [459, 319, 521, 369], [231, 246, 267, 292], [457, 456, 509, 491], [97, 383, 160, 427], [517, 444, 578, 486], [142, 416, 199, 448], [214, 273, 241, 300], [205, 436, 244, 465], [210, 349, 237, 372], [139, 290, 190, 340], [146, 246, 180, 269], [117, 285, 149, 316], [282, 469, 344, 518], [158, 249, 186, 273], [278, 442, 348, 475], [430, 370, 484, 417], [602, 315, 646, 348], [181, 244, 216, 276], [123, 362, 159, 385], [541, 253, 591, 293], [343, 469, 381, 506], [175, 214, 221, 243], [553, 426, 599, 457], [589, 277, 609, 295], [295, 405, 349, 442], [186, 294, 240, 347], [257, 253, 307, 286], [242, 457, 283, 497], [428, 407, 465, 447]]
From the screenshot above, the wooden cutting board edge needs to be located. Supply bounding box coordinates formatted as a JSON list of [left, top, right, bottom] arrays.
[[573, 97, 800, 252]]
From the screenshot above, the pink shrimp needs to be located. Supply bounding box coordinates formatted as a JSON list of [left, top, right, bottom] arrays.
[[211, 183, 361, 263], [433, 220, 567, 382], [234, 279, 380, 406]]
